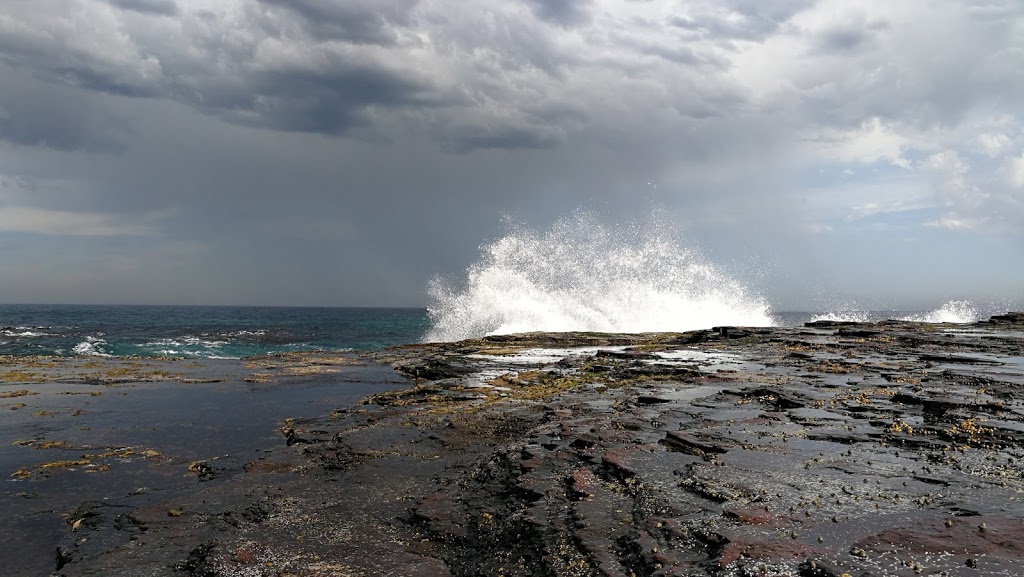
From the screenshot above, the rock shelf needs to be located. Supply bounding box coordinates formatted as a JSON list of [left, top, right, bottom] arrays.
[[5, 315, 1024, 576]]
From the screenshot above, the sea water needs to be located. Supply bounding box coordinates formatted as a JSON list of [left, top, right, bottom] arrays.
[[0, 305, 429, 358]]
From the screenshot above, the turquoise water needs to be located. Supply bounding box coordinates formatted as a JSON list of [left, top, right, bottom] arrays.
[[0, 305, 429, 358]]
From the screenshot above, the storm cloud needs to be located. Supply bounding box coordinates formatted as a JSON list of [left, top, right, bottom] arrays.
[[0, 0, 1020, 309]]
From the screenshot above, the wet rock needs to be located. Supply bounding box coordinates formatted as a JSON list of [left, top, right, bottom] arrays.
[[712, 326, 760, 339], [662, 430, 730, 457], [836, 327, 882, 338], [734, 386, 807, 409], [414, 492, 470, 539], [32, 314, 1024, 576], [187, 460, 214, 479], [804, 320, 862, 328], [718, 538, 824, 567], [600, 446, 642, 479], [798, 558, 853, 577], [723, 504, 775, 525], [242, 460, 299, 474], [637, 394, 674, 405], [918, 353, 1000, 365], [595, 349, 660, 360], [173, 541, 219, 576], [398, 356, 479, 381], [982, 311, 1024, 324], [855, 516, 1024, 559]]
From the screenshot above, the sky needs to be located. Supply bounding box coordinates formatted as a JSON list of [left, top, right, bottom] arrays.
[[0, 0, 1022, 310]]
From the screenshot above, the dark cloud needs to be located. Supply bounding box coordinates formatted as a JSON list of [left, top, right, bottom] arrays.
[[0, 0, 1020, 309], [525, 0, 595, 27], [0, 67, 132, 152], [107, 0, 179, 16], [258, 0, 418, 44], [440, 123, 563, 152], [0, 0, 571, 151], [232, 66, 434, 134], [817, 27, 870, 52], [812, 18, 889, 54], [0, 19, 161, 100], [50, 64, 160, 98]]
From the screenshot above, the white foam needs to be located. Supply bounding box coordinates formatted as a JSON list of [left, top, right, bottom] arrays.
[[900, 300, 980, 324], [147, 336, 229, 350], [425, 212, 774, 342], [73, 336, 111, 357], [228, 330, 266, 337], [809, 311, 870, 323], [1, 330, 49, 337]]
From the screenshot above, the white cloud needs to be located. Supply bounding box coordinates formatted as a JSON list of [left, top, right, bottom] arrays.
[[976, 132, 1011, 157], [1010, 152, 1024, 189], [924, 216, 988, 231], [921, 150, 988, 209], [805, 117, 914, 169], [907, 148, 1024, 233]]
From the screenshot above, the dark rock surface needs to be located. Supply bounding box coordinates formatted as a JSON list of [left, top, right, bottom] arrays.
[[7, 315, 1024, 576]]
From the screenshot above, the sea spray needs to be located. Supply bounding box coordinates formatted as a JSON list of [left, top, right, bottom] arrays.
[[810, 299, 982, 324], [809, 298, 870, 323], [899, 300, 980, 323], [808, 310, 870, 323], [424, 212, 775, 342]]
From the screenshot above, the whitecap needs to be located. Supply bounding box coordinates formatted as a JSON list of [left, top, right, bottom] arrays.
[[146, 336, 229, 351], [1, 329, 50, 337], [227, 330, 266, 337], [73, 336, 112, 357]]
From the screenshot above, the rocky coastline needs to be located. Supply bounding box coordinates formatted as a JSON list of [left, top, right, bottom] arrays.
[[3, 314, 1024, 576]]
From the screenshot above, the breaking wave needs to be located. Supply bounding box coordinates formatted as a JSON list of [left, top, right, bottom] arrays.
[[73, 336, 112, 357], [808, 299, 870, 323], [424, 212, 775, 342], [809, 299, 982, 325], [899, 300, 980, 323], [808, 310, 870, 323], [1, 328, 50, 338]]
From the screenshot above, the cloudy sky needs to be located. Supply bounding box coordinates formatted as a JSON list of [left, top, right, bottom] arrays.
[[0, 0, 1021, 310]]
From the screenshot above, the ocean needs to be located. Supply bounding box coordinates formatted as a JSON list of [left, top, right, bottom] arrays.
[[0, 302, 986, 359], [0, 305, 430, 358]]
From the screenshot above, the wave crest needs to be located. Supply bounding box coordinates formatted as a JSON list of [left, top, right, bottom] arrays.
[[424, 212, 775, 342]]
